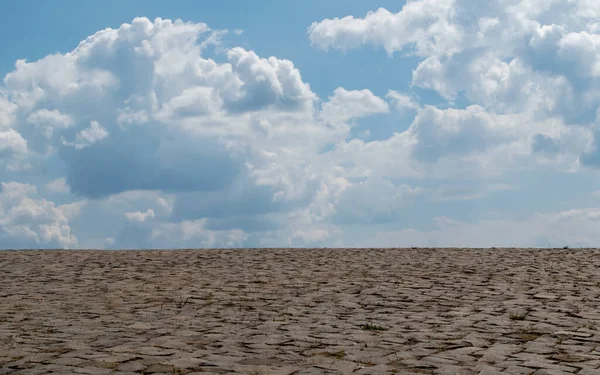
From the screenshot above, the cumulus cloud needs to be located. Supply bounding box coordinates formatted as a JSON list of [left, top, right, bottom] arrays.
[[0, 17, 327, 203], [45, 178, 70, 194], [326, 105, 589, 183], [1, 7, 599, 249], [125, 208, 155, 223], [311, 0, 600, 171], [320, 88, 389, 125], [0, 129, 29, 171], [308, 1, 462, 56], [225, 47, 317, 112], [385, 90, 420, 112], [0, 182, 77, 248], [64, 120, 109, 149], [310, 0, 600, 124], [27, 109, 74, 137], [0, 129, 28, 156], [0, 96, 17, 129]]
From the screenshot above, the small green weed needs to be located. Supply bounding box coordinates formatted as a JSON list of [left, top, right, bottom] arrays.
[[509, 310, 528, 320], [316, 349, 346, 359], [361, 323, 388, 331]]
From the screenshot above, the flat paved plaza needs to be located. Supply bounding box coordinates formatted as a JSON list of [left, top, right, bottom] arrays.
[[1, 248, 600, 374]]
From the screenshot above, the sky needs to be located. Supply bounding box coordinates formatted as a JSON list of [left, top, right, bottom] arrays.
[[1, 0, 600, 249]]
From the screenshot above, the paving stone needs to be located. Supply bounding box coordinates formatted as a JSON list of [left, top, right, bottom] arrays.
[[72, 367, 113, 374], [533, 369, 568, 375], [474, 365, 505, 375], [117, 360, 146, 372], [163, 357, 207, 368], [502, 365, 538, 374], [3, 248, 600, 374], [532, 294, 557, 300], [555, 331, 594, 338]]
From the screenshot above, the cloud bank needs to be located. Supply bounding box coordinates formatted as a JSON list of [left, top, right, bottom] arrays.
[[1, 2, 599, 248]]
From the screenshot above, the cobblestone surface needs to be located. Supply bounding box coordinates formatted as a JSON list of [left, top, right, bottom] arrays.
[[1, 248, 600, 374]]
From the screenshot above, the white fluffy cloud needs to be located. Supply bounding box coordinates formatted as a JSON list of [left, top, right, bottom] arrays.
[[1, 6, 599, 249], [226, 47, 317, 112], [0, 17, 337, 204], [125, 208, 155, 223], [27, 109, 74, 138], [45, 178, 70, 194], [310, 0, 600, 170], [0, 129, 27, 155], [0, 182, 77, 248], [320, 87, 389, 125], [308, 1, 461, 57], [309, 1, 600, 117], [386, 90, 420, 112], [0, 129, 28, 171], [0, 97, 17, 129], [63, 120, 109, 149]]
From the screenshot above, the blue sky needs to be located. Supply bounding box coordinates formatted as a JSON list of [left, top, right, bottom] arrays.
[[1, 0, 600, 249]]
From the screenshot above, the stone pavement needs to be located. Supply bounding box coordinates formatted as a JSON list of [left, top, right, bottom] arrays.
[[1, 248, 600, 375]]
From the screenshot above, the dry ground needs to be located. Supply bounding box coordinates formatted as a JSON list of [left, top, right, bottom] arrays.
[[1, 248, 600, 375]]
